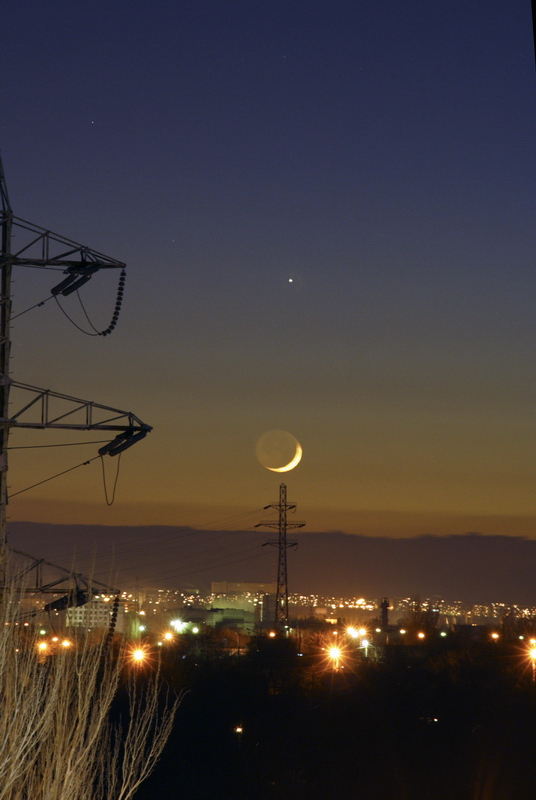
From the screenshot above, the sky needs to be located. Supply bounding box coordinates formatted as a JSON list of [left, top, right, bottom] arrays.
[[1, 0, 536, 542]]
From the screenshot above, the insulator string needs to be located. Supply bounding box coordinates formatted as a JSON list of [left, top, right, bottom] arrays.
[[12, 268, 126, 337]]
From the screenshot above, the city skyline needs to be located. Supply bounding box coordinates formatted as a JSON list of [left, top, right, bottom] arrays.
[[11, 521, 536, 606]]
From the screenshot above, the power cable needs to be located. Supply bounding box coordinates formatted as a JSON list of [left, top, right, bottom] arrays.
[[100, 453, 122, 506], [11, 295, 55, 320], [9, 456, 99, 497], [129, 547, 267, 583], [76, 290, 102, 334], [50, 526, 259, 569], [8, 440, 112, 449], [53, 295, 100, 336]]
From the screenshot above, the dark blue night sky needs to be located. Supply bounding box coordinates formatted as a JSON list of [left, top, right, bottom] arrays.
[[1, 2, 535, 552]]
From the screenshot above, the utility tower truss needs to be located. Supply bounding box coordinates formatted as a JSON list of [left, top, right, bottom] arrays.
[[256, 482, 305, 629], [0, 156, 151, 559]]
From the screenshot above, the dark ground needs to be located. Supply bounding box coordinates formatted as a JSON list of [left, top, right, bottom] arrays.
[[132, 633, 536, 800]]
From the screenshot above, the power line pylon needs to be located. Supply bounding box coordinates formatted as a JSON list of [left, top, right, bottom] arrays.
[[0, 157, 151, 576], [255, 483, 305, 629]]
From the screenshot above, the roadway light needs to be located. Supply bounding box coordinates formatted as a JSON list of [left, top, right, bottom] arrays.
[[529, 646, 536, 683], [130, 647, 148, 665], [328, 646, 341, 671]]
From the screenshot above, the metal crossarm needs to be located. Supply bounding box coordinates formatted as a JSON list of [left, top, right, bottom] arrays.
[[0, 155, 151, 568], [3, 216, 125, 271], [4, 381, 151, 433]]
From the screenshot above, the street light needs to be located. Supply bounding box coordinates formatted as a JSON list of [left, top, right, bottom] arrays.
[[529, 647, 536, 683], [130, 646, 149, 665], [328, 646, 341, 671]]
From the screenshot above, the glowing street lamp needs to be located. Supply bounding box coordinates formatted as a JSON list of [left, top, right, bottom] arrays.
[[130, 646, 148, 665], [328, 646, 341, 671], [529, 646, 536, 683]]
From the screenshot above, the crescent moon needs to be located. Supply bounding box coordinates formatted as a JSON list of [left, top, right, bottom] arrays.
[[267, 442, 303, 473]]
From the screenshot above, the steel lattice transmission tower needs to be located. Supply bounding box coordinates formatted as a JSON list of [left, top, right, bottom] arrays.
[[0, 157, 151, 576], [255, 483, 305, 628]]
